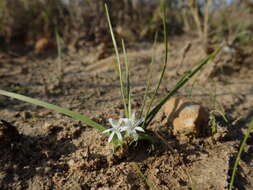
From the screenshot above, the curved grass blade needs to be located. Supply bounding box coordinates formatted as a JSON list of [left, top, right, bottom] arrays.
[[229, 118, 253, 190], [0, 90, 106, 131], [122, 39, 131, 118], [145, 46, 222, 126], [145, 0, 169, 116], [105, 4, 128, 117], [140, 32, 158, 118]]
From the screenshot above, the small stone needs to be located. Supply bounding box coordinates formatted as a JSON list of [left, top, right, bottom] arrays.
[[35, 38, 54, 53], [162, 97, 209, 136], [68, 159, 75, 167], [35, 167, 42, 172]]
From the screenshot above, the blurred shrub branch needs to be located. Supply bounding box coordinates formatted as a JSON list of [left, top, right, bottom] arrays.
[[0, 0, 252, 51]]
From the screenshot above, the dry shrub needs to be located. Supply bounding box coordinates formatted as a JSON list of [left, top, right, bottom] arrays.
[[0, 0, 66, 45], [210, 2, 253, 46], [0, 0, 252, 51], [0, 0, 183, 48]]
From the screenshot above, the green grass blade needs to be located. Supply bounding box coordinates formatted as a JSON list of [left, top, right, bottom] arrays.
[[55, 29, 64, 81], [151, 0, 169, 98], [145, 47, 222, 126], [105, 4, 128, 117], [55, 29, 63, 59], [148, 0, 168, 110], [121, 39, 131, 118], [140, 32, 158, 125], [142, 1, 168, 128], [229, 118, 253, 190], [140, 32, 158, 117], [0, 90, 106, 131]]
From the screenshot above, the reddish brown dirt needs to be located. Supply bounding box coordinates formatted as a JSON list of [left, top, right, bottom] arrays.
[[0, 37, 253, 189]]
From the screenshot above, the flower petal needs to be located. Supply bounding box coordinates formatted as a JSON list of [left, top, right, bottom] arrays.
[[108, 118, 118, 128], [121, 118, 130, 124], [108, 131, 115, 143], [132, 132, 139, 141], [102, 128, 112, 134], [118, 118, 123, 125], [120, 125, 130, 132], [136, 117, 144, 126], [131, 112, 136, 122], [135, 127, 145, 132], [116, 131, 123, 141]]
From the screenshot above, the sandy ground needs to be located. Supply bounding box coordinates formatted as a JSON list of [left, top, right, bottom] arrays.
[[0, 36, 253, 190]]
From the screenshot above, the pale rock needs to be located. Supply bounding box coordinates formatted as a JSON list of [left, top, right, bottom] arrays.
[[162, 97, 209, 136]]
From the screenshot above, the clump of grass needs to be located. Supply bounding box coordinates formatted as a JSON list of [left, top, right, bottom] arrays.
[[0, 2, 221, 151], [229, 118, 253, 190], [202, 84, 228, 135]]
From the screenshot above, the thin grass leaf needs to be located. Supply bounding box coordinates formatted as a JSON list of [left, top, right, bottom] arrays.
[[55, 29, 64, 81], [143, 0, 168, 128], [208, 86, 229, 123], [0, 90, 106, 131], [140, 32, 158, 118], [145, 46, 222, 126], [121, 39, 131, 118], [229, 118, 253, 190], [151, 0, 169, 97], [140, 33, 158, 129], [55, 29, 63, 59], [105, 4, 128, 117]]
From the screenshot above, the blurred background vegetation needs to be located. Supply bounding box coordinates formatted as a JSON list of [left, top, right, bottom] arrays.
[[0, 0, 253, 53]]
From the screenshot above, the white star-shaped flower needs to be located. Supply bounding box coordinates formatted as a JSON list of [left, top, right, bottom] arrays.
[[121, 112, 145, 141], [103, 118, 123, 143]]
